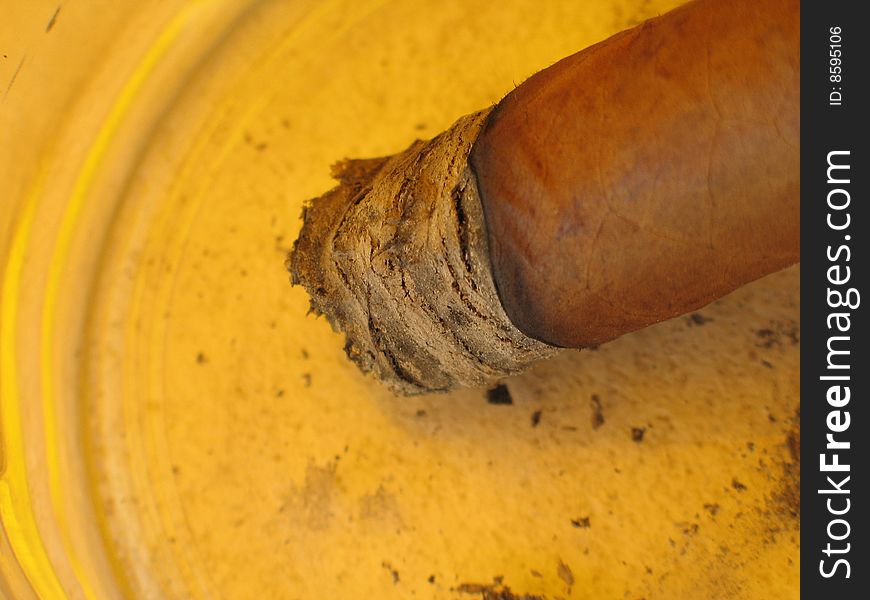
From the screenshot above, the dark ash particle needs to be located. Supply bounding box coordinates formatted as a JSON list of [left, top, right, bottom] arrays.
[[687, 312, 712, 326], [487, 384, 513, 405], [590, 394, 605, 429], [631, 427, 646, 442], [557, 560, 574, 586]]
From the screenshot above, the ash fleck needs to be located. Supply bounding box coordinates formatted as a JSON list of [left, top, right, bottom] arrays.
[[631, 427, 646, 442], [487, 384, 513, 405], [590, 394, 605, 429], [557, 560, 574, 587], [381, 561, 400, 584], [687, 312, 712, 326], [456, 582, 544, 600]]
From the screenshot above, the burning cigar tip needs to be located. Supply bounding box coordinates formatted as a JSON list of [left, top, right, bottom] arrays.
[[289, 109, 556, 395]]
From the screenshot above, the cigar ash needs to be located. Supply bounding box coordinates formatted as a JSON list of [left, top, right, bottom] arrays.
[[289, 109, 555, 395]]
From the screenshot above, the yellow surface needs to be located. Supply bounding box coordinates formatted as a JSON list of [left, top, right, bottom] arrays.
[[1, 1, 799, 599]]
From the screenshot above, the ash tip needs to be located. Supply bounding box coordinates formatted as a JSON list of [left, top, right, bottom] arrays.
[[285, 108, 556, 395]]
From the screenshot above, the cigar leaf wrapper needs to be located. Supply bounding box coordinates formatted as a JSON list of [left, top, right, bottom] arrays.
[[290, 0, 799, 395]]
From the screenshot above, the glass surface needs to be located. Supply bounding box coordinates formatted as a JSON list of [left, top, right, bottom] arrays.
[[1, 1, 799, 598]]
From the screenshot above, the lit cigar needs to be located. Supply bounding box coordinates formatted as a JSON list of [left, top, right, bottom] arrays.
[[290, 0, 799, 395]]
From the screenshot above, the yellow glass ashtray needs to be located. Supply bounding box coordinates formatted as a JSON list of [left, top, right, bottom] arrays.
[[1, 1, 798, 598]]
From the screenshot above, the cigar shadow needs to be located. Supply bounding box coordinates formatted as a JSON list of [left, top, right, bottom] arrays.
[[375, 265, 800, 457], [362, 267, 801, 584]]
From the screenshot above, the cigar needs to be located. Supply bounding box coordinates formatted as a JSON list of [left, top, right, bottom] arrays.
[[289, 0, 800, 395]]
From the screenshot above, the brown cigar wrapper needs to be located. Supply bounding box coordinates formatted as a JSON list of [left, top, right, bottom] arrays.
[[470, 0, 800, 347], [290, 0, 800, 393]]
